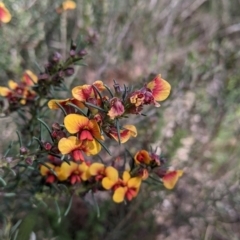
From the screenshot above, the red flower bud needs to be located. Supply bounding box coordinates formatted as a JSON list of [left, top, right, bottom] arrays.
[[20, 146, 28, 155], [52, 122, 61, 131], [43, 142, 52, 151]]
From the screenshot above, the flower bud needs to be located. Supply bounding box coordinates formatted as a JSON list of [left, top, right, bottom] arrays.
[[64, 67, 75, 77], [20, 146, 28, 155], [52, 122, 61, 131], [38, 73, 49, 81], [113, 81, 122, 94], [70, 49, 76, 57], [70, 42, 77, 51], [43, 142, 52, 151], [50, 52, 62, 63], [25, 157, 33, 165], [51, 130, 58, 139], [78, 49, 87, 57]]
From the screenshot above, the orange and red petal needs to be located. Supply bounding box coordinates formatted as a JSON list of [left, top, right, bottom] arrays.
[[126, 188, 138, 201], [162, 170, 183, 189], [107, 98, 125, 120], [134, 150, 151, 165], [71, 98, 85, 108], [72, 149, 85, 162], [109, 125, 137, 144], [48, 99, 70, 110], [123, 125, 137, 137], [22, 70, 38, 85], [93, 80, 105, 91], [72, 85, 93, 102], [79, 129, 93, 141], [88, 119, 102, 140], [0, 2, 11, 23], [146, 74, 171, 102], [64, 114, 89, 134], [48, 98, 85, 110]]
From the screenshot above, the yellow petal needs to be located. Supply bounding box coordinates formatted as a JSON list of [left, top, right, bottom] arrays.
[[113, 187, 126, 203], [58, 136, 81, 155], [102, 177, 116, 190], [40, 163, 55, 176], [56, 161, 76, 181], [8, 80, 18, 90], [128, 177, 141, 189], [62, 0, 76, 10], [85, 139, 101, 155], [64, 114, 89, 134], [88, 162, 105, 176], [122, 171, 131, 183], [105, 166, 118, 182], [0, 87, 10, 96], [78, 162, 90, 181]]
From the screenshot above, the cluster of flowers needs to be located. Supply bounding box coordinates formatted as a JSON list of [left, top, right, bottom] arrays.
[[0, 70, 38, 106], [39, 74, 183, 203]]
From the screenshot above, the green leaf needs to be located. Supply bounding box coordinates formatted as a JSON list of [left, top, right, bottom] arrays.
[[16, 131, 23, 148], [116, 119, 121, 145], [64, 195, 73, 217], [10, 220, 22, 237], [94, 138, 112, 156], [84, 102, 107, 112], [37, 118, 53, 141], [32, 136, 43, 148], [55, 200, 62, 224], [67, 102, 87, 117], [0, 176, 6, 186], [16, 212, 37, 240], [91, 190, 100, 218], [74, 61, 88, 66], [92, 84, 103, 102], [55, 101, 67, 116], [104, 84, 114, 98], [3, 141, 13, 157]]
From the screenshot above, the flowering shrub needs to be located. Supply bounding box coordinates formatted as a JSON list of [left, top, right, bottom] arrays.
[[37, 73, 182, 203], [0, 60, 182, 204], [0, 5, 183, 238]]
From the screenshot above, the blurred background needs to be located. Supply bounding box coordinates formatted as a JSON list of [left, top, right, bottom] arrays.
[[1, 0, 240, 239]]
